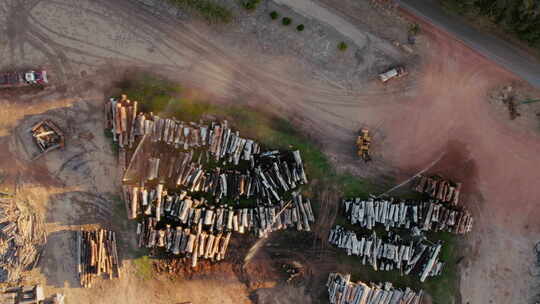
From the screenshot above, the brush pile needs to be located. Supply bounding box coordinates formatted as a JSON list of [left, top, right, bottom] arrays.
[[328, 226, 443, 282], [327, 272, 424, 304], [77, 229, 120, 288], [342, 197, 473, 234], [0, 198, 46, 283]]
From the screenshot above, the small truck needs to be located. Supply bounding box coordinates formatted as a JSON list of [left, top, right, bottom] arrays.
[[378, 66, 407, 83], [0, 70, 48, 88]]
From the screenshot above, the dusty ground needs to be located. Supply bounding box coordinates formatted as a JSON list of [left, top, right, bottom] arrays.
[[0, 0, 540, 303]]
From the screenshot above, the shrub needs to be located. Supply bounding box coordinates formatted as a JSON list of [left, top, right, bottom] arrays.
[[270, 11, 279, 20], [409, 23, 420, 36], [338, 41, 348, 51], [242, 0, 261, 11], [296, 24, 305, 31], [282, 17, 292, 26]]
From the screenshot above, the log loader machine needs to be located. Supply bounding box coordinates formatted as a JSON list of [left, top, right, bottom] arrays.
[[356, 128, 372, 162]]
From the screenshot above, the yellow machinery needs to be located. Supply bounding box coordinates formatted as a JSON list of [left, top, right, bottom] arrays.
[[356, 128, 372, 162]]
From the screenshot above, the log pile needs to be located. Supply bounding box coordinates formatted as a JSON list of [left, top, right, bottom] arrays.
[[413, 175, 462, 205], [77, 229, 120, 288], [328, 226, 443, 281], [136, 150, 307, 204], [132, 188, 314, 265], [0, 198, 46, 283], [29, 120, 65, 160], [327, 272, 423, 304], [342, 197, 473, 234], [106, 94, 314, 270]]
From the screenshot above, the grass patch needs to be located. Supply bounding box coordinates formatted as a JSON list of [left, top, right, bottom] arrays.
[[242, 0, 261, 11], [338, 41, 348, 51], [167, 0, 233, 23], [133, 256, 153, 280]]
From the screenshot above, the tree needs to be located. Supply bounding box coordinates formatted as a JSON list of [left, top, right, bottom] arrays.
[[270, 11, 279, 20], [296, 24, 305, 31], [282, 17, 292, 26]]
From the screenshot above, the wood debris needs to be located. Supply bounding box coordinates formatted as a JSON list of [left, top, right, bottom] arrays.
[[413, 175, 462, 205], [29, 120, 65, 161], [77, 229, 120, 288], [327, 272, 423, 304], [328, 226, 444, 281], [0, 198, 46, 283], [342, 197, 473, 234]]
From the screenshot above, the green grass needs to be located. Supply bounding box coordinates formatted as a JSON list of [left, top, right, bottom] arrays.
[[167, 0, 233, 23], [133, 255, 153, 280], [338, 41, 348, 51]]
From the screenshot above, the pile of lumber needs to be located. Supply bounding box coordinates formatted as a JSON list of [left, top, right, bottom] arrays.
[[327, 272, 423, 304], [77, 229, 120, 288], [413, 175, 462, 205], [0, 198, 46, 283], [328, 226, 443, 281], [342, 197, 473, 234], [0, 285, 44, 304], [29, 120, 65, 160]]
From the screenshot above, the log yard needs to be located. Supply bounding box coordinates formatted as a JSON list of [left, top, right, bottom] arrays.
[[0, 0, 539, 304]]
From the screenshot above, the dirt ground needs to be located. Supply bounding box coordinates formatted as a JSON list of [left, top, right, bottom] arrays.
[[1, 0, 540, 303]]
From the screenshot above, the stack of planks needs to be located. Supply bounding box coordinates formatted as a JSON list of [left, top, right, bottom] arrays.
[[77, 229, 120, 288], [327, 272, 423, 304], [328, 226, 444, 281], [413, 175, 462, 205], [342, 197, 473, 234]]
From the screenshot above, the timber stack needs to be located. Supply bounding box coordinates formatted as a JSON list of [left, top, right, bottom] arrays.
[[328, 226, 443, 282], [0, 198, 46, 283], [77, 229, 120, 288], [413, 175, 462, 205], [105, 95, 314, 269], [327, 272, 423, 304], [342, 197, 473, 234]]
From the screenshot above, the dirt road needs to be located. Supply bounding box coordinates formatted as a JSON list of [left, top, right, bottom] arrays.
[[0, 0, 539, 303]]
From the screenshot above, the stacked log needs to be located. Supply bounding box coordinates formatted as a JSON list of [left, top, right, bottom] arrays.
[[327, 272, 423, 304], [328, 226, 444, 281], [342, 197, 473, 234], [107, 95, 314, 270], [77, 229, 120, 288], [413, 175, 462, 205]]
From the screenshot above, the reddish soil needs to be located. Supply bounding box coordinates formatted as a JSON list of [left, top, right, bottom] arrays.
[[379, 21, 540, 304]]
